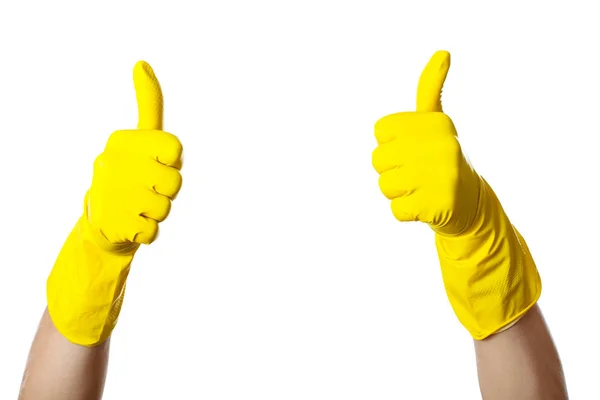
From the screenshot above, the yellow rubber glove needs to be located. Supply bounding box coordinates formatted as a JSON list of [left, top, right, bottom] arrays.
[[46, 61, 183, 346], [372, 51, 541, 340]]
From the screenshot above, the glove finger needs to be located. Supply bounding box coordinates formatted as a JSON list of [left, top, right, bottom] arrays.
[[378, 168, 418, 200], [131, 215, 160, 245], [374, 112, 411, 145], [416, 50, 450, 112], [137, 188, 172, 222], [144, 161, 183, 200], [390, 195, 422, 222], [134, 61, 164, 131], [98, 153, 182, 200], [106, 129, 183, 169], [372, 140, 408, 174]]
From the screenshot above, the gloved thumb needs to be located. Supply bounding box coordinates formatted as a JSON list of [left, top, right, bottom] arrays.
[[133, 61, 164, 130], [416, 50, 451, 112]]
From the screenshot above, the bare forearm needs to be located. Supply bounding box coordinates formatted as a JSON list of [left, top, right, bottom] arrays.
[[19, 308, 110, 400], [474, 304, 567, 399]]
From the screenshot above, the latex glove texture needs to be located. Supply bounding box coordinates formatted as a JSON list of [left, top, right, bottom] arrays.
[[372, 51, 541, 339], [46, 61, 182, 346]]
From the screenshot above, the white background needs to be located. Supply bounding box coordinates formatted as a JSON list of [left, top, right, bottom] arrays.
[[1, 1, 598, 398]]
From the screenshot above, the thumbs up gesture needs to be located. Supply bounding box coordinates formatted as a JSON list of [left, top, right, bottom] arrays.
[[87, 62, 182, 249], [47, 62, 182, 346], [372, 51, 480, 235], [373, 51, 541, 340]]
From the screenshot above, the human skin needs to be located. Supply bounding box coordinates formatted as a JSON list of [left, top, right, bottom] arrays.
[[18, 308, 109, 400], [475, 304, 568, 399]]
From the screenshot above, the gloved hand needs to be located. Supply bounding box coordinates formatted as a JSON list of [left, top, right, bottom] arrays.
[[46, 61, 183, 346], [372, 51, 541, 340]]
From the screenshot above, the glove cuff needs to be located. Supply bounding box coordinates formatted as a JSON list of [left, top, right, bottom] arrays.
[[46, 217, 135, 346], [435, 178, 542, 340]]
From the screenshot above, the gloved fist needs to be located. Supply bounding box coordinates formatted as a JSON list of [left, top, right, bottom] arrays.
[[372, 107, 480, 236], [372, 51, 541, 340], [87, 62, 182, 251], [47, 61, 182, 346], [88, 135, 181, 251]]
